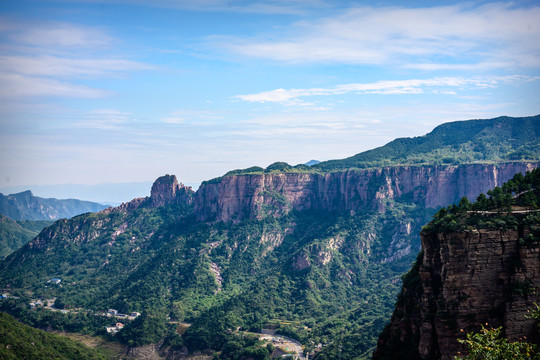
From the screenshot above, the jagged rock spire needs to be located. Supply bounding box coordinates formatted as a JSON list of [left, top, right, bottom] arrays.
[[150, 174, 193, 207]]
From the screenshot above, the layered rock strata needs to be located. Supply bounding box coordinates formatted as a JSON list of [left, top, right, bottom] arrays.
[[194, 162, 537, 221], [373, 227, 540, 360]]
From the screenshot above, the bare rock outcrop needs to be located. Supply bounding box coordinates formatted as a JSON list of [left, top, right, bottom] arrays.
[[150, 174, 194, 208], [373, 227, 540, 360]]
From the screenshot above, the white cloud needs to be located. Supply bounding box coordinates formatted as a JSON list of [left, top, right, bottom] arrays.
[[8, 21, 112, 48], [235, 76, 538, 104], [215, 3, 540, 68], [161, 110, 223, 125], [0, 55, 152, 78], [0, 18, 151, 98], [75, 109, 134, 130], [0, 73, 110, 98]]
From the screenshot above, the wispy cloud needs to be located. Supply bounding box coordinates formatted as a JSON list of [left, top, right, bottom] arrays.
[[5, 20, 113, 48], [0, 73, 111, 98], [57, 0, 331, 15], [0, 55, 151, 78], [215, 3, 540, 68], [161, 110, 223, 124], [0, 17, 151, 98], [75, 109, 135, 130], [235, 76, 538, 104]]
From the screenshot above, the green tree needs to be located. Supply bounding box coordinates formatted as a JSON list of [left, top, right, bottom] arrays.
[[455, 325, 538, 360]]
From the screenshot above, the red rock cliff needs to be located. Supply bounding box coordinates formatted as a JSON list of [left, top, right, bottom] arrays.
[[373, 227, 540, 360], [150, 174, 194, 207], [194, 162, 538, 221]]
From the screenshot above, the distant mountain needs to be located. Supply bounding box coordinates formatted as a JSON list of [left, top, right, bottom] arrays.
[[0, 181, 156, 205], [304, 159, 320, 166], [0, 215, 54, 258], [0, 312, 108, 360], [0, 191, 109, 220], [314, 114, 540, 171]]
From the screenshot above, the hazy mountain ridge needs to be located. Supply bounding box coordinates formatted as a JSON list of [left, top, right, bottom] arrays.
[[0, 190, 109, 221], [201, 115, 539, 183]]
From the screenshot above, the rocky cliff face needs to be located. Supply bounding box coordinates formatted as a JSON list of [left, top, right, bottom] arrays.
[[150, 174, 194, 207], [99, 175, 194, 214], [194, 162, 537, 222], [373, 227, 540, 360]]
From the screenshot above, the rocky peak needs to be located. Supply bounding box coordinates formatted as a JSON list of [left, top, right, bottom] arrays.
[[150, 174, 194, 207]]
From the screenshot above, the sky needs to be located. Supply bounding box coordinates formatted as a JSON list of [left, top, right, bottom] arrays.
[[1, 0, 539, 201]]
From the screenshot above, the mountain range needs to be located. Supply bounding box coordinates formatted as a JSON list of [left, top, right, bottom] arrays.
[[0, 115, 539, 360], [0, 190, 109, 221]]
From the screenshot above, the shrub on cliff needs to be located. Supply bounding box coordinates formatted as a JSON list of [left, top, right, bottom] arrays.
[[423, 168, 540, 233], [455, 325, 539, 360]]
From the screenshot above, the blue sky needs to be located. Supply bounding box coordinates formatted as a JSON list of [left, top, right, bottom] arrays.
[[1, 0, 539, 196]]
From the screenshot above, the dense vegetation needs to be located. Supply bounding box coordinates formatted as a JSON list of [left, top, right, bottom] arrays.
[[0, 196, 432, 359], [423, 168, 540, 234], [456, 324, 539, 360], [455, 303, 540, 359], [0, 215, 54, 258], [0, 311, 108, 360]]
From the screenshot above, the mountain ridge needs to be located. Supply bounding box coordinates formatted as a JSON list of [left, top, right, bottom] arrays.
[[0, 115, 538, 359], [194, 162, 537, 222], [315, 114, 540, 171], [0, 190, 109, 221]]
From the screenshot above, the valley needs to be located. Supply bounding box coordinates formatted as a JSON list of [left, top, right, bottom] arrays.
[[0, 115, 539, 359]]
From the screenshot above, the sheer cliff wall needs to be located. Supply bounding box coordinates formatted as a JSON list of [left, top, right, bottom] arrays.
[[194, 162, 538, 221], [373, 226, 540, 360]]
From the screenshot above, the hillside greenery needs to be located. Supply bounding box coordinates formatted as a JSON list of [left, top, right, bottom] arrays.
[[315, 115, 540, 171], [0, 311, 108, 360], [0, 196, 432, 359], [0, 215, 54, 258], [203, 115, 539, 183]]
